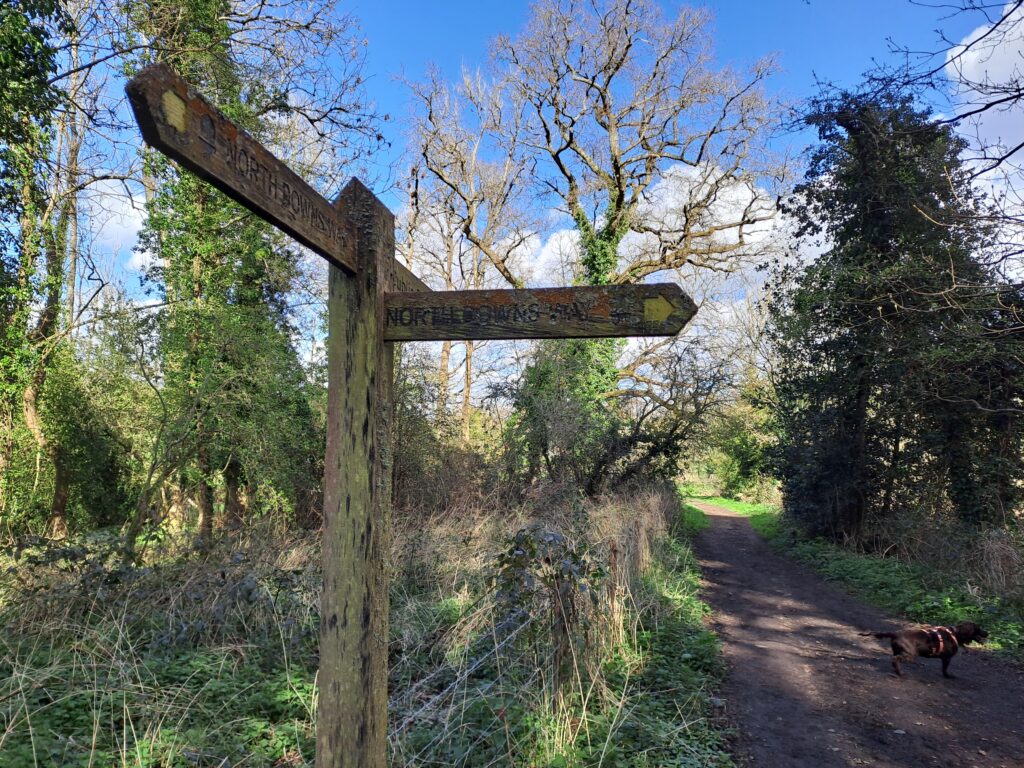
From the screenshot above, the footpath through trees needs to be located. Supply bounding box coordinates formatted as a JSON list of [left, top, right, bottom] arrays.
[[693, 502, 1024, 768]]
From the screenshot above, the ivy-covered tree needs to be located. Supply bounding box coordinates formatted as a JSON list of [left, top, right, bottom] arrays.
[[131, 0, 323, 545], [0, 0, 73, 528], [471, 0, 781, 493], [767, 86, 1024, 541]]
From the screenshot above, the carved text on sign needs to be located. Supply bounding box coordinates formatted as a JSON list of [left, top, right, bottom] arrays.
[[126, 63, 357, 273], [191, 112, 349, 251], [383, 284, 697, 341]]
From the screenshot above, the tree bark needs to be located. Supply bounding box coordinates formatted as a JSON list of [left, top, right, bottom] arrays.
[[22, 368, 49, 504], [437, 339, 451, 418], [0, 405, 12, 515], [462, 340, 474, 443], [196, 443, 214, 544], [224, 456, 245, 528], [837, 373, 870, 541], [879, 412, 905, 522], [49, 453, 70, 539]]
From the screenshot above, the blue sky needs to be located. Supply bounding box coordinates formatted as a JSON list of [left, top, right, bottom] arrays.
[[348, 0, 979, 203], [106, 1, 995, 287]]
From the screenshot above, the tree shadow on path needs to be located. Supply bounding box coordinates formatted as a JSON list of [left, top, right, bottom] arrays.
[[693, 503, 1024, 768]]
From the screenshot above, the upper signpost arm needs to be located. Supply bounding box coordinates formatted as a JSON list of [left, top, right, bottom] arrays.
[[125, 63, 360, 274]]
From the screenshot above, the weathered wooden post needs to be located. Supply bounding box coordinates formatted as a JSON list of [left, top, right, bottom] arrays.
[[125, 67, 425, 766], [126, 63, 697, 768], [318, 181, 396, 766]]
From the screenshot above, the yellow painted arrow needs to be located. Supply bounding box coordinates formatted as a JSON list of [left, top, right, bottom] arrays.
[[644, 294, 677, 323]]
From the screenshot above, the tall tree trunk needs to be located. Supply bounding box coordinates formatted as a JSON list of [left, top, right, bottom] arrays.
[[49, 453, 70, 538], [462, 340, 474, 443], [22, 364, 49, 499], [879, 411, 905, 522], [437, 340, 451, 418], [63, 38, 82, 333], [0, 405, 14, 516], [435, 221, 459, 423], [18, 95, 78, 534], [189, 193, 210, 543], [197, 443, 214, 544], [224, 456, 245, 528], [838, 374, 870, 541], [123, 461, 175, 563]]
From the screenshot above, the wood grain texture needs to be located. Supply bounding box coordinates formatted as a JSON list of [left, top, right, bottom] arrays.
[[126, 63, 358, 273], [393, 260, 430, 293], [383, 283, 697, 341], [317, 180, 394, 768]]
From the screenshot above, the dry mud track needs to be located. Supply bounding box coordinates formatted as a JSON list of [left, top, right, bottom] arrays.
[[692, 502, 1024, 768]]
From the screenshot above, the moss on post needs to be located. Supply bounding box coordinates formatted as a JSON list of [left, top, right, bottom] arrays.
[[317, 180, 396, 768]]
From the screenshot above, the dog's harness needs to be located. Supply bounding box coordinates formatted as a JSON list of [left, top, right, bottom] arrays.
[[925, 626, 959, 656]]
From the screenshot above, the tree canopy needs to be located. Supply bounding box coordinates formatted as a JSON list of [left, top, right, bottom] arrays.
[[767, 86, 1024, 540]]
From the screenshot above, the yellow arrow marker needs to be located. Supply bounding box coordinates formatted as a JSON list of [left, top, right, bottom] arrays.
[[644, 294, 676, 322], [162, 90, 188, 132]]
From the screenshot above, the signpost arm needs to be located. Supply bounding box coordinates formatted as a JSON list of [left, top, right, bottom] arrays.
[[318, 179, 394, 768]]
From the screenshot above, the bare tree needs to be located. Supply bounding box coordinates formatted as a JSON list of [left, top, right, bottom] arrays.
[[887, 1, 1024, 173], [401, 0, 786, 488], [410, 70, 537, 288], [398, 161, 514, 440], [495, 0, 784, 285], [402, 72, 540, 438], [396, 181, 468, 419], [875, 2, 1024, 273]]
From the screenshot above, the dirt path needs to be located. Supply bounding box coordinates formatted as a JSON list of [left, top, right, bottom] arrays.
[[692, 502, 1024, 768]]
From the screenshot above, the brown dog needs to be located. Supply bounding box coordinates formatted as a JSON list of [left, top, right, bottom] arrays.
[[861, 621, 988, 678]]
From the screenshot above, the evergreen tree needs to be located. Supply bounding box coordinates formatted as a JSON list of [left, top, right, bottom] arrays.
[[133, 0, 320, 544], [768, 87, 1024, 540]]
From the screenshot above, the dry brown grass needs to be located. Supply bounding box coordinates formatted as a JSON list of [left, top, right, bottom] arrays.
[[1, 480, 687, 766], [974, 527, 1024, 599]]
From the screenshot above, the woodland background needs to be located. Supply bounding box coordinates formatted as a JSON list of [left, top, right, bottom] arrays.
[[1, 0, 1022, 765]]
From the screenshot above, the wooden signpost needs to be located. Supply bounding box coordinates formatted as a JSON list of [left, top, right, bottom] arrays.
[[125, 65, 426, 292], [384, 284, 695, 341], [126, 63, 698, 768]]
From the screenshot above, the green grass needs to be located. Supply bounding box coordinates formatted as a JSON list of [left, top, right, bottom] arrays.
[[1, 494, 735, 767], [683, 495, 775, 517], [0, 637, 318, 767], [701, 501, 1024, 660], [569, 515, 732, 767], [683, 495, 780, 540], [677, 498, 710, 535]]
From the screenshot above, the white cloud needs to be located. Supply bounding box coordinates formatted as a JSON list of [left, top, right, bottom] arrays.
[[526, 228, 579, 287], [946, 3, 1024, 159], [82, 179, 146, 255], [949, 5, 1024, 88], [125, 248, 163, 274]]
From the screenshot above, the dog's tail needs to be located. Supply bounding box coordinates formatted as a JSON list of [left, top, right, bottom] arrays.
[[859, 631, 897, 639]]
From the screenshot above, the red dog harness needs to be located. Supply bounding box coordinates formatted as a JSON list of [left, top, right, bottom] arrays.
[[925, 626, 959, 655]]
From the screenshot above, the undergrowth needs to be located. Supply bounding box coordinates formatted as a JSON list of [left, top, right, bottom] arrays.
[[692, 496, 1024, 660], [571, 532, 731, 767], [0, 484, 733, 767]]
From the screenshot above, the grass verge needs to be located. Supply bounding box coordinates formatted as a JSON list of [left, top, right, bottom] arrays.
[[0, 488, 734, 767], [570, 517, 732, 767], [687, 496, 1024, 660]]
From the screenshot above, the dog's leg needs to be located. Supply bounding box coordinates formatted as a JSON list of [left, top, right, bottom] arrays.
[[892, 655, 903, 676], [942, 657, 953, 678]]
